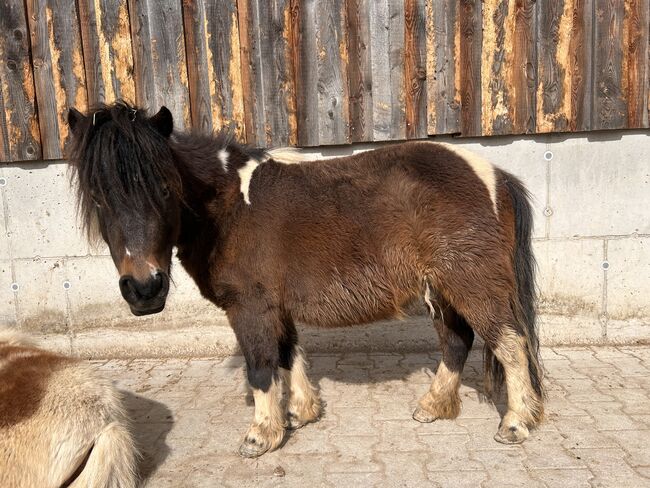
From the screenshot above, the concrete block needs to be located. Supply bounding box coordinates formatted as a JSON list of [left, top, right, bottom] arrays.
[[538, 314, 604, 345], [0, 260, 16, 325], [548, 133, 650, 238], [66, 255, 222, 332], [0, 174, 10, 260], [13, 257, 69, 334], [606, 238, 650, 342], [3, 163, 90, 258], [534, 239, 604, 318], [606, 238, 650, 320]]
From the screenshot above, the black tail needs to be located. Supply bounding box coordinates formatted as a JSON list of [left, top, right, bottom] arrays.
[[485, 172, 544, 401]]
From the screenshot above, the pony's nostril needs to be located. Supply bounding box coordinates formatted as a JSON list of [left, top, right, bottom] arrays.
[[119, 276, 138, 300], [150, 272, 164, 296]]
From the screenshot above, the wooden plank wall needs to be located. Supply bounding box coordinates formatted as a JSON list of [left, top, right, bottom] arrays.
[[1, 0, 649, 161]]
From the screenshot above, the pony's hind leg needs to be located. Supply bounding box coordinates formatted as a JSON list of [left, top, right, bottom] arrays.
[[413, 292, 474, 423], [489, 328, 544, 444], [228, 305, 287, 458], [454, 294, 544, 444], [278, 319, 322, 429]]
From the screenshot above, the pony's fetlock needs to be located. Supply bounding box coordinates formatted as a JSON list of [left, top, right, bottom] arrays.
[[287, 394, 322, 429]]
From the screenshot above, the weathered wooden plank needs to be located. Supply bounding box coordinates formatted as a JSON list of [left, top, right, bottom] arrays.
[[426, 0, 461, 135], [369, 0, 405, 141], [294, 0, 319, 146], [0, 0, 41, 161], [183, 0, 245, 137], [77, 0, 134, 106], [459, 0, 482, 136], [388, 0, 406, 140], [537, 0, 593, 133], [511, 0, 537, 133], [128, 0, 190, 129], [624, 0, 650, 128], [481, 0, 514, 135], [404, 0, 427, 139], [26, 0, 87, 159], [346, 0, 373, 142], [314, 0, 350, 145], [593, 0, 627, 129], [238, 0, 296, 147]]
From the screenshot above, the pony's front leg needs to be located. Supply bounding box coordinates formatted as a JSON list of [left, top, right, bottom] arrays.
[[228, 305, 287, 458]]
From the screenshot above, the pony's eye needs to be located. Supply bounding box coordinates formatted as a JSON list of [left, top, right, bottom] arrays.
[[161, 185, 170, 199]]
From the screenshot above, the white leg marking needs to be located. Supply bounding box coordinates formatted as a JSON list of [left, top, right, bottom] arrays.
[[218, 149, 229, 171], [238, 159, 259, 205], [437, 142, 499, 216]]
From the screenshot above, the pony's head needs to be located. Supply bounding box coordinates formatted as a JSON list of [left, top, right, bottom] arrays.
[[67, 102, 181, 316]]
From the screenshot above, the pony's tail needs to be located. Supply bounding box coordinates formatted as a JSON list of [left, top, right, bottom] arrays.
[[70, 422, 138, 488], [484, 172, 544, 406]]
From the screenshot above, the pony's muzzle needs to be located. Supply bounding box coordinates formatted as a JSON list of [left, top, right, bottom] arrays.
[[119, 271, 169, 315]]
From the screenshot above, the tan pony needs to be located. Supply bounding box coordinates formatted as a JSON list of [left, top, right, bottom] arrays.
[[0, 329, 137, 488]]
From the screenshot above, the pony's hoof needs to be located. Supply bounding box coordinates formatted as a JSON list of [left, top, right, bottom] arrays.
[[412, 406, 436, 423], [494, 421, 529, 444], [287, 412, 307, 430], [238, 436, 269, 458]]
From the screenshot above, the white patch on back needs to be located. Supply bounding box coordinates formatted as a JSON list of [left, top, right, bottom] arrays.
[[218, 149, 229, 171], [437, 142, 499, 217], [238, 159, 260, 205], [267, 147, 306, 164]]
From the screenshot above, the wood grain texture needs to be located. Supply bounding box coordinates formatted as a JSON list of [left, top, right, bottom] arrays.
[[238, 0, 297, 147], [128, 0, 190, 129], [624, 0, 650, 128], [315, 0, 350, 145], [346, 0, 373, 142], [511, 0, 537, 133], [77, 0, 134, 106], [537, 0, 593, 132], [0, 0, 41, 161], [459, 0, 482, 136], [481, 0, 515, 135], [183, 0, 245, 137], [593, 0, 627, 129], [404, 0, 427, 138], [426, 0, 461, 135], [26, 0, 87, 159], [294, 0, 318, 146], [369, 0, 406, 141]]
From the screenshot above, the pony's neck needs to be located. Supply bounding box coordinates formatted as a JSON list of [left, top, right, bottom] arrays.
[[169, 132, 262, 252]]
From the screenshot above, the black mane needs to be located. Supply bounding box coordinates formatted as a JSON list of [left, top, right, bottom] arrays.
[[69, 101, 182, 238]]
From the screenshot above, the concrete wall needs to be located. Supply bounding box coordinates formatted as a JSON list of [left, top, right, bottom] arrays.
[[0, 131, 648, 357]]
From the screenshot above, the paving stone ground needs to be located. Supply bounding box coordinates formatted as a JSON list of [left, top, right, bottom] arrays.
[[91, 346, 650, 487]]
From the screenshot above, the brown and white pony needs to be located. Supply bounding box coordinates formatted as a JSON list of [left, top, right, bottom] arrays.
[[67, 102, 544, 458], [0, 329, 137, 487]]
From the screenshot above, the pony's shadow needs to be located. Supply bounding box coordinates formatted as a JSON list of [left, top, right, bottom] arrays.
[[239, 319, 508, 424], [120, 391, 174, 482]]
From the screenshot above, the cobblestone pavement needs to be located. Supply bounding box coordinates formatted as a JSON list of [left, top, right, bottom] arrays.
[[91, 346, 650, 487]]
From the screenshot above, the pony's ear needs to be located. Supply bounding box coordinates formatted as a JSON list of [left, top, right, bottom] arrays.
[[150, 106, 173, 137], [67, 108, 86, 134]]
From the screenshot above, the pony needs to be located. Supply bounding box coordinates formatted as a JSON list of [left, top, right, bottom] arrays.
[[67, 101, 544, 458], [0, 328, 137, 487]]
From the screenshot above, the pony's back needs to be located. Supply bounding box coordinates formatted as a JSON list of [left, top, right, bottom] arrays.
[[0, 329, 137, 488]]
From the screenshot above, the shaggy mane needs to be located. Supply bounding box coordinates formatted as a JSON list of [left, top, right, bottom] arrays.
[[67, 101, 182, 242]]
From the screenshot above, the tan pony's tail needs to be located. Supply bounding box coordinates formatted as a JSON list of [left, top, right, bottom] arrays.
[[69, 420, 138, 488]]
